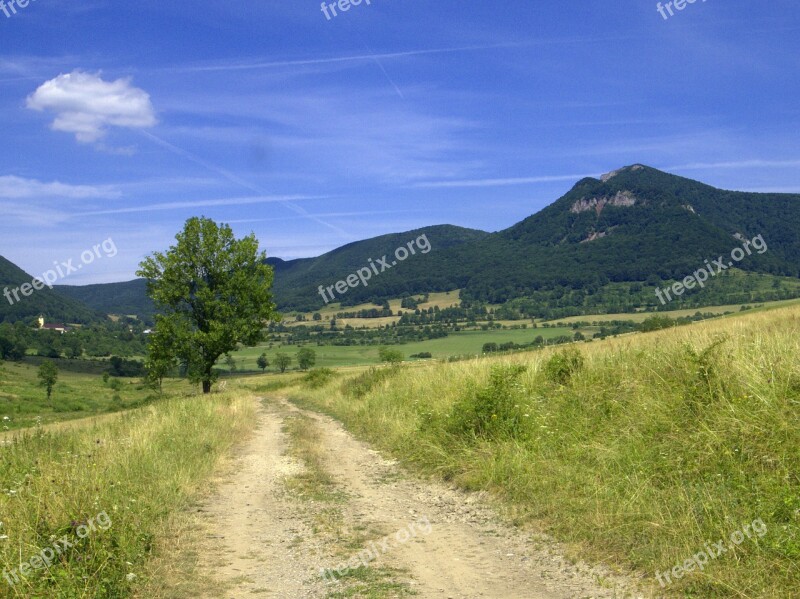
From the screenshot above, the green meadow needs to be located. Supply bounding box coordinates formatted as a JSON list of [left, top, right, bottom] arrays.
[[228, 325, 588, 371], [0, 360, 168, 431]]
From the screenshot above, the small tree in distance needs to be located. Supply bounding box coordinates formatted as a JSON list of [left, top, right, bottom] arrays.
[[297, 348, 316, 371], [38, 360, 58, 400], [275, 353, 291, 373], [378, 347, 403, 364], [144, 324, 177, 396], [257, 353, 269, 373]]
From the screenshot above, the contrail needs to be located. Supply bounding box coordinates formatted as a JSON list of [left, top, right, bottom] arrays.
[[139, 130, 352, 238], [167, 42, 528, 73]]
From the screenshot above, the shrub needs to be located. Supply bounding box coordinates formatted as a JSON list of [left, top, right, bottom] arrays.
[[640, 315, 677, 332], [378, 348, 404, 364], [682, 335, 729, 410], [252, 379, 293, 393], [341, 366, 400, 398], [542, 347, 584, 385], [108, 356, 146, 377], [303, 368, 337, 389], [446, 364, 529, 441]]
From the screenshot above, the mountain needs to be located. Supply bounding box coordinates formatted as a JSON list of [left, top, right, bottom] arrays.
[[269, 164, 800, 308], [454, 164, 800, 302], [55, 279, 156, 322], [31, 165, 800, 317], [44, 225, 487, 318], [0, 256, 102, 324], [268, 224, 490, 310]]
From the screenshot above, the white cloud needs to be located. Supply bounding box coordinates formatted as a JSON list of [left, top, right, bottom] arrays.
[[73, 194, 326, 216], [412, 173, 600, 189], [26, 71, 157, 143], [0, 175, 121, 199]]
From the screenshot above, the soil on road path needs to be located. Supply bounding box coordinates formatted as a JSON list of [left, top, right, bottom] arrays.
[[192, 397, 644, 598]]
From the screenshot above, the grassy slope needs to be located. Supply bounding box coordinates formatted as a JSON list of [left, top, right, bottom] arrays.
[[0, 388, 257, 598], [285, 306, 800, 597], [0, 361, 174, 431]]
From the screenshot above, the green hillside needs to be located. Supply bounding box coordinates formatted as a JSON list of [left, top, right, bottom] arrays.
[[268, 224, 490, 311], [0, 256, 101, 324], [461, 164, 799, 303], [26, 166, 800, 318], [56, 279, 155, 321], [270, 165, 800, 309]]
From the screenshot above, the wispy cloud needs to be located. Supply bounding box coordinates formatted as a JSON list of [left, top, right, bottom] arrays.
[[74, 194, 326, 217], [153, 88, 479, 185], [225, 210, 418, 225], [412, 173, 600, 189], [169, 42, 527, 73], [140, 131, 352, 238], [0, 202, 72, 227], [0, 175, 121, 199]]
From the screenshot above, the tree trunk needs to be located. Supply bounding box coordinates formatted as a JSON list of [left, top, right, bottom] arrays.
[[202, 380, 211, 394]]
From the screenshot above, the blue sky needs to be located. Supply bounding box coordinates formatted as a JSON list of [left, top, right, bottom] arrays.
[[1, 0, 799, 284]]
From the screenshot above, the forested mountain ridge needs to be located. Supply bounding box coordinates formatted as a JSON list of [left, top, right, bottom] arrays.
[[268, 224, 490, 310], [56, 279, 155, 321], [457, 164, 800, 303], [0, 256, 102, 324], [268, 164, 800, 307], [5, 164, 799, 319]]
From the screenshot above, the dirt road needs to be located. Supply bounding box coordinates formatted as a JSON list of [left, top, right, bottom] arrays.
[[193, 397, 644, 598]]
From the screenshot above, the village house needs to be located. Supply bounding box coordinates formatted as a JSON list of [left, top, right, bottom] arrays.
[[36, 315, 70, 334]]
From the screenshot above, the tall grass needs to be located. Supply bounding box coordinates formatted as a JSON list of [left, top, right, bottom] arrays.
[[288, 307, 800, 597], [0, 390, 256, 598]]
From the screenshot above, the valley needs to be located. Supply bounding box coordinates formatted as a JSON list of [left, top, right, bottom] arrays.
[[2, 5, 799, 596]]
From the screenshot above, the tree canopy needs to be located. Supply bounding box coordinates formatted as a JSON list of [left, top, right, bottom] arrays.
[[137, 217, 278, 393], [275, 352, 291, 373], [297, 348, 316, 370], [38, 360, 58, 399]]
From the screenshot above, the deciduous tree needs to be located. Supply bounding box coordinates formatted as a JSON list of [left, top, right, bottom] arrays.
[[275, 352, 291, 373], [137, 217, 278, 393], [297, 348, 316, 370], [38, 360, 58, 399]]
